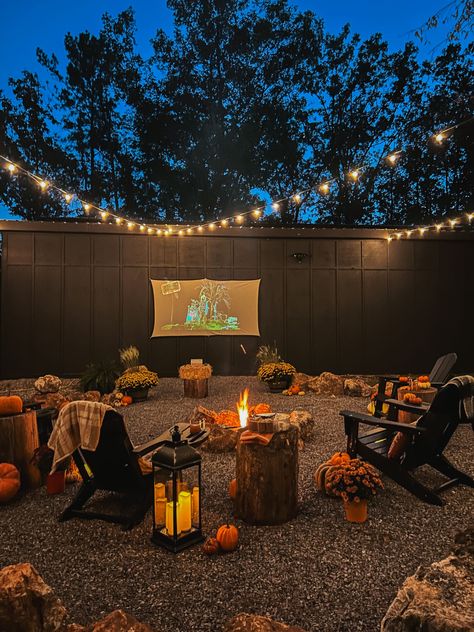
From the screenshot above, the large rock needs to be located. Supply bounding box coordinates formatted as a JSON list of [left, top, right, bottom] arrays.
[[343, 378, 372, 397], [291, 372, 311, 390], [307, 372, 344, 396], [43, 392, 70, 410], [34, 375, 62, 394], [381, 528, 474, 632], [224, 613, 307, 632], [0, 562, 68, 632], [201, 424, 242, 452], [85, 609, 156, 631], [288, 410, 315, 441], [83, 390, 101, 402]]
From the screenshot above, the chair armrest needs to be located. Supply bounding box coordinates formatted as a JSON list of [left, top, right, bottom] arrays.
[[340, 409, 426, 434], [133, 436, 167, 456], [384, 398, 429, 414], [22, 401, 43, 411]]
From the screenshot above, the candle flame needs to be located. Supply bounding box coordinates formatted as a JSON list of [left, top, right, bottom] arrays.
[[237, 388, 249, 428]]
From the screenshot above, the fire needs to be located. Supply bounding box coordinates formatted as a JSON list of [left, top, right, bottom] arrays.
[[236, 388, 249, 428]]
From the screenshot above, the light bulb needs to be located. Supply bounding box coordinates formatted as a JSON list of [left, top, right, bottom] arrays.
[[115, 217, 122, 225], [156, 229, 162, 235], [147, 227, 153, 234], [38, 180, 48, 190], [64, 193, 72, 203], [127, 222, 134, 229], [449, 219, 457, 228], [235, 214, 244, 223], [319, 183, 329, 194], [139, 225, 145, 231], [187, 228, 192, 234], [271, 203, 279, 211], [419, 227, 427, 235], [253, 209, 261, 218], [349, 170, 359, 181], [435, 224, 443, 232], [6, 163, 16, 173], [293, 193, 302, 203], [221, 219, 229, 227], [406, 230, 413, 237], [467, 213, 474, 222], [387, 154, 398, 164], [198, 226, 203, 232], [434, 132, 444, 143], [100, 211, 108, 220], [178, 229, 184, 235], [386, 235, 393, 242], [396, 233, 402, 239], [83, 203, 91, 212], [208, 223, 216, 230]]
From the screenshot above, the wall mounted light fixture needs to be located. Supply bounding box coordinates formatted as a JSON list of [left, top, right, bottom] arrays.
[[290, 252, 310, 264]]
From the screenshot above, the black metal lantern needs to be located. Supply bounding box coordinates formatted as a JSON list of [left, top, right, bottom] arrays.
[[151, 425, 204, 552]]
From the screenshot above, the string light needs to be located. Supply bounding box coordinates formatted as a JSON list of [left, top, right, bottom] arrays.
[[139, 224, 145, 231], [272, 203, 279, 211], [435, 223, 443, 232], [419, 227, 427, 235], [395, 232, 402, 239], [319, 182, 330, 194], [386, 235, 393, 242], [6, 162, 16, 173], [115, 217, 122, 225], [178, 229, 184, 235], [157, 229, 162, 235], [293, 193, 302, 203], [64, 193, 72, 203], [83, 203, 91, 213], [208, 222, 216, 230], [235, 214, 244, 223], [406, 230, 413, 237], [38, 179, 48, 190], [449, 219, 458, 228], [127, 221, 134, 229], [186, 228, 192, 234], [349, 170, 359, 181], [252, 209, 261, 218], [387, 153, 399, 165], [467, 213, 474, 222], [100, 211, 108, 220], [221, 219, 229, 227], [434, 132, 445, 143], [197, 226, 203, 232]]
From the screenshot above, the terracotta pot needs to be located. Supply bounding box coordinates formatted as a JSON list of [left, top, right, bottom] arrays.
[[344, 499, 367, 523], [46, 471, 66, 495]]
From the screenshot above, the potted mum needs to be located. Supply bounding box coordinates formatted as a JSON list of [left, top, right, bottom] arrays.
[[115, 345, 159, 401], [256, 343, 296, 392], [325, 458, 383, 523]]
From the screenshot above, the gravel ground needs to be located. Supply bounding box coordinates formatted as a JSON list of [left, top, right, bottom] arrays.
[[1, 376, 473, 632]]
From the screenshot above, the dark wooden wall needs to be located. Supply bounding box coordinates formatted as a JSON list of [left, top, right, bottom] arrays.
[[1, 223, 473, 378]]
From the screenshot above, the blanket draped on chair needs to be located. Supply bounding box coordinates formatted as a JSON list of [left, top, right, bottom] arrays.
[[48, 401, 114, 472], [447, 375, 474, 424]]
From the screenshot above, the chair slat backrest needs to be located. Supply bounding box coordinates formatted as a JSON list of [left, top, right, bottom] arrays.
[[77, 410, 146, 492], [429, 352, 457, 384], [406, 382, 461, 467]]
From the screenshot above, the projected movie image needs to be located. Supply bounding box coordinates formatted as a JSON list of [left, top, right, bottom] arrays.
[[151, 278, 260, 337]]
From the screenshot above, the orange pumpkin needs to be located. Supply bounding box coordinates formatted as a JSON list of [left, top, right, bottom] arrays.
[[328, 451, 350, 466], [0, 396, 23, 417], [122, 395, 133, 405], [289, 385, 301, 395], [0, 463, 21, 502], [202, 537, 220, 555], [229, 478, 237, 500], [398, 376, 409, 383], [216, 523, 239, 552]]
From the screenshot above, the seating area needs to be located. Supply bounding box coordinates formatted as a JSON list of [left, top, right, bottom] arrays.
[[0, 374, 473, 631]]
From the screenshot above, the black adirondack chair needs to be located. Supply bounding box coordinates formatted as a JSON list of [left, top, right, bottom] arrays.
[[373, 352, 457, 418], [59, 411, 208, 530], [340, 379, 474, 506]]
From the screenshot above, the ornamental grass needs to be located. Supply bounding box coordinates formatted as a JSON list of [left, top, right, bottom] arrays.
[[325, 458, 384, 503]]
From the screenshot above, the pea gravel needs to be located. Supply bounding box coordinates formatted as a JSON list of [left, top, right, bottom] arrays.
[[1, 376, 473, 632]]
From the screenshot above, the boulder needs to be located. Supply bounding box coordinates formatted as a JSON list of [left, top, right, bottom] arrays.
[[288, 410, 315, 441], [34, 375, 62, 394], [381, 528, 474, 632], [307, 372, 344, 396], [224, 613, 307, 632], [343, 378, 372, 397], [0, 562, 68, 632], [201, 424, 242, 453], [85, 609, 156, 631], [291, 372, 311, 390], [62, 390, 86, 403], [83, 390, 101, 402]]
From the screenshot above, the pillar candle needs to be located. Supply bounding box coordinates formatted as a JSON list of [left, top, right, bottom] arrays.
[[192, 486, 200, 527], [154, 497, 167, 527], [178, 491, 192, 532], [166, 500, 181, 536], [154, 482, 165, 498]]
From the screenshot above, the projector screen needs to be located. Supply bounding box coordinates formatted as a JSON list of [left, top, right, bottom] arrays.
[[150, 278, 260, 337]]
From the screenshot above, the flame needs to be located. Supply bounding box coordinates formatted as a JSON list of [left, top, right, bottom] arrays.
[[237, 388, 249, 428]]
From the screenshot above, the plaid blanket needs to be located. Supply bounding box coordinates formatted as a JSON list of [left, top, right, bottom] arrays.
[[448, 375, 474, 423], [48, 401, 114, 472]]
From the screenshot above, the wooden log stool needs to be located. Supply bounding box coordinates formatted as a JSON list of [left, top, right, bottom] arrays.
[[179, 363, 212, 399], [397, 385, 437, 424], [235, 425, 299, 525], [0, 411, 42, 489]]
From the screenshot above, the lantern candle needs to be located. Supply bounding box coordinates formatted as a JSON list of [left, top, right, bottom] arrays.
[[179, 491, 192, 532], [155, 497, 167, 527], [155, 482, 165, 498], [192, 486, 200, 527], [166, 500, 181, 536]]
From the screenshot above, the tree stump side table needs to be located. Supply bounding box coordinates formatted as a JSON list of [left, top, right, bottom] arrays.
[[235, 425, 299, 525], [179, 363, 212, 399], [397, 386, 437, 424], [0, 411, 41, 488]]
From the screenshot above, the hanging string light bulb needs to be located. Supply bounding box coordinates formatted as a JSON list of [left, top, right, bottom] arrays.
[[319, 182, 330, 194]]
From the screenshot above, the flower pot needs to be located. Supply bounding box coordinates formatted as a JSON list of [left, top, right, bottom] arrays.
[[46, 471, 65, 495], [125, 387, 149, 402], [267, 378, 290, 393], [344, 499, 367, 523]]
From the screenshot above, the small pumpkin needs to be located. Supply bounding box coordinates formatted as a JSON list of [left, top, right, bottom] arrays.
[[216, 523, 239, 552], [398, 376, 409, 383], [251, 403, 271, 415], [328, 451, 350, 466], [229, 478, 237, 500], [289, 385, 301, 395], [122, 395, 133, 405], [0, 463, 21, 503], [0, 395, 23, 417], [202, 537, 220, 556]]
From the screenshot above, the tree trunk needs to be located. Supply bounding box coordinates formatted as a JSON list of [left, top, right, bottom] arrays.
[[183, 379, 208, 399], [235, 426, 299, 525], [0, 411, 41, 488]]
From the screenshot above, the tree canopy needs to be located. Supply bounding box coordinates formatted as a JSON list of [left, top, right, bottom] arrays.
[[0, 0, 472, 225]]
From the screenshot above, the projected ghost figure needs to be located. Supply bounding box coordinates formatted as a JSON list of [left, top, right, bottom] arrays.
[[150, 278, 260, 337]]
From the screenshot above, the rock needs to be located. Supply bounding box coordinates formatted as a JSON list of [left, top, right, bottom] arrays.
[[83, 390, 101, 402], [381, 528, 474, 632], [289, 410, 315, 441], [291, 372, 311, 390], [43, 392, 70, 410], [100, 393, 114, 405], [86, 609, 156, 631], [343, 378, 372, 397], [34, 374, 62, 394], [201, 424, 242, 452], [307, 372, 344, 396], [0, 562, 68, 632], [224, 613, 307, 632], [62, 390, 86, 402]]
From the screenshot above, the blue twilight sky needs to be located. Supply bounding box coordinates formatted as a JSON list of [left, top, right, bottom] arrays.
[[0, 1, 450, 219]]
